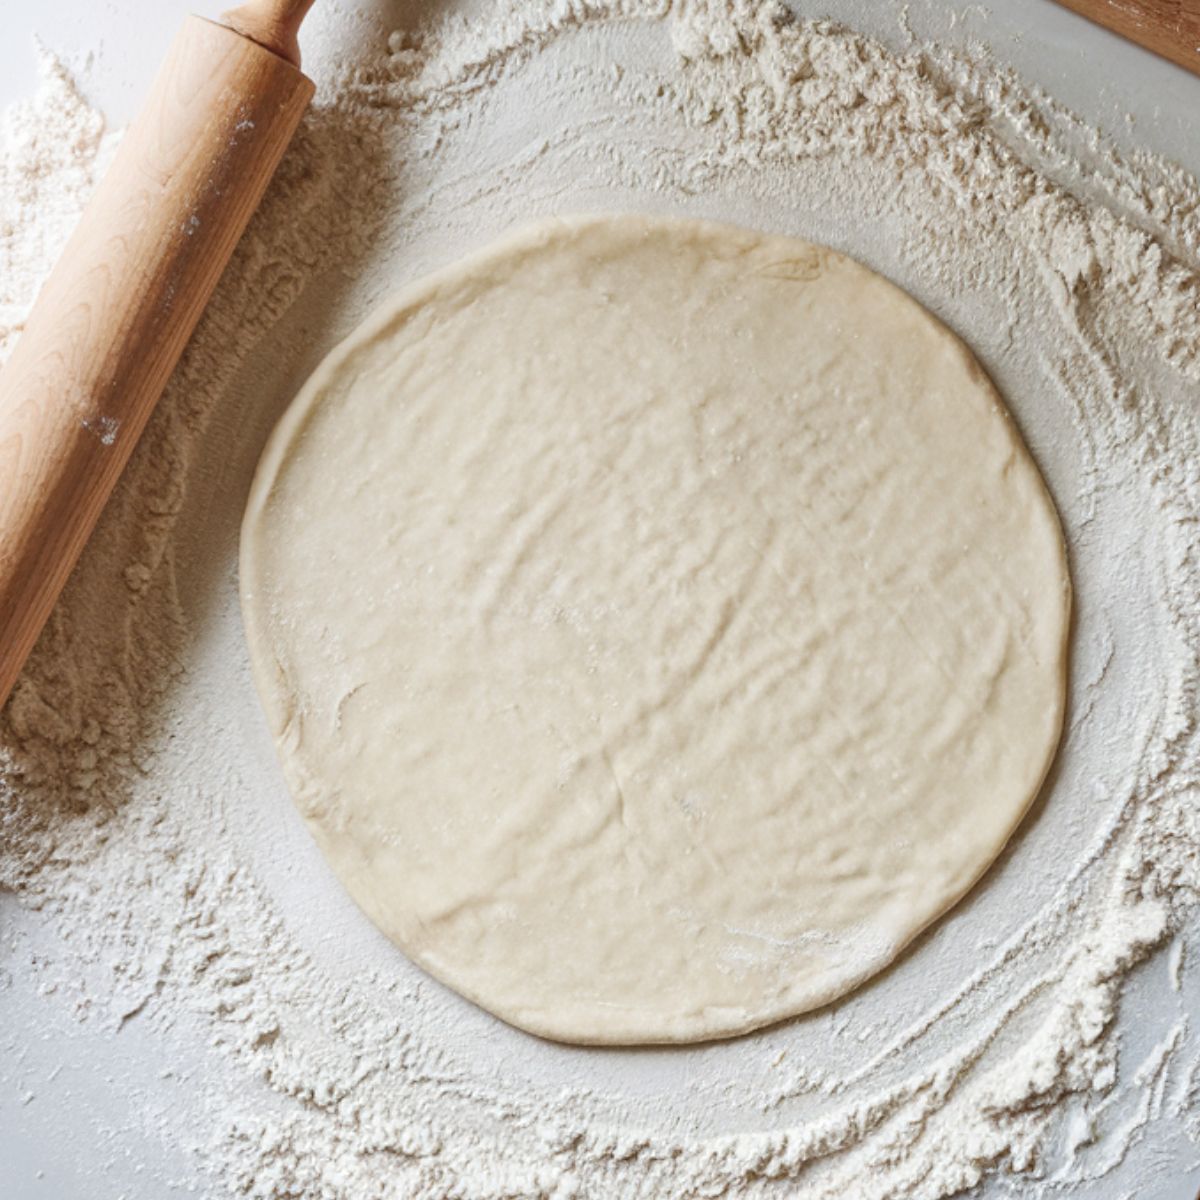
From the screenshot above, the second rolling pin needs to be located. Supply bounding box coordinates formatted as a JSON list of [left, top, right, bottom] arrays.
[[1050, 0, 1200, 76], [0, 0, 317, 709]]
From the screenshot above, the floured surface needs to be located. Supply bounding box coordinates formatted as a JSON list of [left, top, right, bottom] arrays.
[[242, 213, 1069, 1044], [0, 1, 1198, 1196]]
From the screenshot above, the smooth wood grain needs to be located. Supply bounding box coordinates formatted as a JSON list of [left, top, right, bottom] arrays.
[[1050, 0, 1200, 76], [0, 15, 314, 708]]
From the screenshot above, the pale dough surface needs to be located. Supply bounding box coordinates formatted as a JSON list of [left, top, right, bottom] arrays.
[[240, 215, 1070, 1045]]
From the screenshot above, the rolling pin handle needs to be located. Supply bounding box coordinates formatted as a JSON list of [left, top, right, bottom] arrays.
[[221, 0, 317, 68]]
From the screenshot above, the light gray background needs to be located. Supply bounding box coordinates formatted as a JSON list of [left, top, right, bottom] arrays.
[[0, 2, 1197, 1198]]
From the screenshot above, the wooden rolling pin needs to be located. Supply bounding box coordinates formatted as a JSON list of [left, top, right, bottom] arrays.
[[1051, 0, 1200, 76], [0, 1, 316, 709]]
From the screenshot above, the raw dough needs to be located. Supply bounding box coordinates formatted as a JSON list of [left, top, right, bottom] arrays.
[[240, 215, 1070, 1045]]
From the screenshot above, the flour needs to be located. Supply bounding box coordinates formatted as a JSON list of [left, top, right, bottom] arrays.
[[1, 2, 1198, 1197]]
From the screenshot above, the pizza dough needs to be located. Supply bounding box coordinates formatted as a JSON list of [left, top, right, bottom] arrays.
[[239, 214, 1070, 1045]]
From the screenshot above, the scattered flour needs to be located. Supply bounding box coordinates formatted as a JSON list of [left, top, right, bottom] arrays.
[[1, 2, 1198, 1197]]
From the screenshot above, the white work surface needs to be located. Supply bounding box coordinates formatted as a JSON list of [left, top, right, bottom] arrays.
[[0, 2, 1198, 1198]]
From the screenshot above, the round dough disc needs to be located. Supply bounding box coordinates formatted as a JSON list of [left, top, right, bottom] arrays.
[[240, 215, 1070, 1044]]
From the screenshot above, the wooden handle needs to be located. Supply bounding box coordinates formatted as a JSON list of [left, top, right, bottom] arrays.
[[1050, 0, 1200, 76], [223, 0, 317, 67], [0, 15, 314, 709]]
